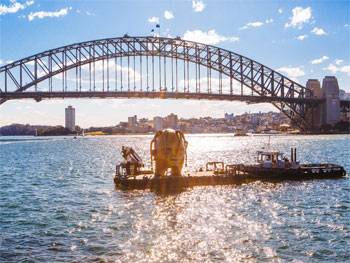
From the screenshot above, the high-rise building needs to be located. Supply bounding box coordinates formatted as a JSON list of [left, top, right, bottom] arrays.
[[128, 115, 137, 128], [224, 113, 234, 121], [65, 106, 75, 131], [165, 113, 178, 129], [153, 116, 163, 131], [322, 76, 340, 126]]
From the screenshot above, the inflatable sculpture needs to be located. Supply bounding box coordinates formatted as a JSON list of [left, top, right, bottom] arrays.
[[150, 129, 188, 177]]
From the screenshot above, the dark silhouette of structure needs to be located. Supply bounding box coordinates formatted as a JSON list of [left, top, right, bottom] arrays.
[[1, 35, 346, 130]]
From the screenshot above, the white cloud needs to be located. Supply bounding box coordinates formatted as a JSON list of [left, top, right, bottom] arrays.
[[192, 0, 205, 12], [87, 61, 141, 83], [53, 60, 141, 85], [311, 55, 329, 64], [148, 16, 159, 24], [285, 6, 312, 28], [323, 63, 350, 76], [297, 34, 308, 40], [28, 7, 72, 21], [277, 66, 305, 80], [183, 29, 239, 45], [311, 27, 327, 35], [240, 19, 273, 30], [0, 0, 34, 15], [345, 24, 350, 27], [0, 59, 14, 65], [77, 9, 95, 16], [85, 11, 95, 16], [240, 21, 264, 30], [164, 10, 174, 20], [335, 59, 343, 65], [278, 8, 283, 14]]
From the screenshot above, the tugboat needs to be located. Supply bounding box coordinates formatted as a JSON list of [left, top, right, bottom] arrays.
[[114, 130, 346, 192], [226, 148, 346, 180]]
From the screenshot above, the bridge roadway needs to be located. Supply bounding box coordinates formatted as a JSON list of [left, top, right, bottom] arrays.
[[0, 91, 324, 104]]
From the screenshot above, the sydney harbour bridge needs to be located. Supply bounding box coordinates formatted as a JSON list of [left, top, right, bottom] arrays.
[[0, 35, 333, 130]]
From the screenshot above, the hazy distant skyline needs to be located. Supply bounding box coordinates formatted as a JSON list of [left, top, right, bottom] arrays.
[[0, 0, 349, 127]]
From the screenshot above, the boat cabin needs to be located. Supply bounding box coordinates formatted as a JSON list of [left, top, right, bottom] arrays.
[[256, 151, 287, 168]]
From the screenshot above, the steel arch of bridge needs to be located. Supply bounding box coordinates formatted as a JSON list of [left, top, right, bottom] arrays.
[[0, 35, 320, 129]]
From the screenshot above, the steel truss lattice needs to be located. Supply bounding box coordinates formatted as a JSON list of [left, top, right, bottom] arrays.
[[0, 36, 321, 129]]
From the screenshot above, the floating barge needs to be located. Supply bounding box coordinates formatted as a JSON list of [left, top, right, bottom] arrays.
[[114, 164, 346, 192], [115, 165, 346, 192], [114, 148, 346, 192]]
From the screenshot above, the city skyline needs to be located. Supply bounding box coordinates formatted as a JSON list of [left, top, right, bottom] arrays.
[[0, 0, 349, 127], [0, 111, 296, 135]]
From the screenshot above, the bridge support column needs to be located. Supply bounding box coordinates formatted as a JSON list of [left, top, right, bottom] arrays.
[[305, 79, 323, 130], [322, 76, 340, 126]]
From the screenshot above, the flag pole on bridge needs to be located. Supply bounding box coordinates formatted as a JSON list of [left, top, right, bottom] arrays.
[[151, 24, 160, 37]]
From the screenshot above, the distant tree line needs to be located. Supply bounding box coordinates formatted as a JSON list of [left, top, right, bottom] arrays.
[[0, 123, 128, 136], [0, 121, 348, 136], [0, 124, 77, 136]]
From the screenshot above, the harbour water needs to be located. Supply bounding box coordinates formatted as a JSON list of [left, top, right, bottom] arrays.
[[0, 134, 349, 262]]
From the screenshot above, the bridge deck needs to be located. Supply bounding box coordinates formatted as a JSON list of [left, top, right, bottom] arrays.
[[0, 91, 324, 104]]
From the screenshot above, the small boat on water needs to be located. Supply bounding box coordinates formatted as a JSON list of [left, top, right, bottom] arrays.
[[234, 129, 248, 136], [225, 148, 346, 180], [114, 131, 346, 192]]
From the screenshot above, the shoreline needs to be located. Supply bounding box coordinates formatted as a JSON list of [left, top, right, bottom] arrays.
[[1, 132, 349, 137]]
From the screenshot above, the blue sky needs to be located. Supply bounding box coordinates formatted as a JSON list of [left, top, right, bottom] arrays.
[[0, 0, 349, 127]]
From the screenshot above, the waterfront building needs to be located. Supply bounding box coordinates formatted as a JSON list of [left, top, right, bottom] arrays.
[[153, 116, 163, 131], [340, 108, 350, 122], [65, 106, 75, 131], [165, 113, 178, 129], [128, 115, 138, 128], [339, 89, 350, 101], [224, 113, 234, 121], [322, 76, 340, 126], [119, 122, 128, 128]]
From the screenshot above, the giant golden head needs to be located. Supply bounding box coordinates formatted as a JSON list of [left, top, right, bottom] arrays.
[[150, 129, 188, 177]]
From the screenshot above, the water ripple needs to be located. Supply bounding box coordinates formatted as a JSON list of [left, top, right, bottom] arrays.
[[0, 134, 349, 262]]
